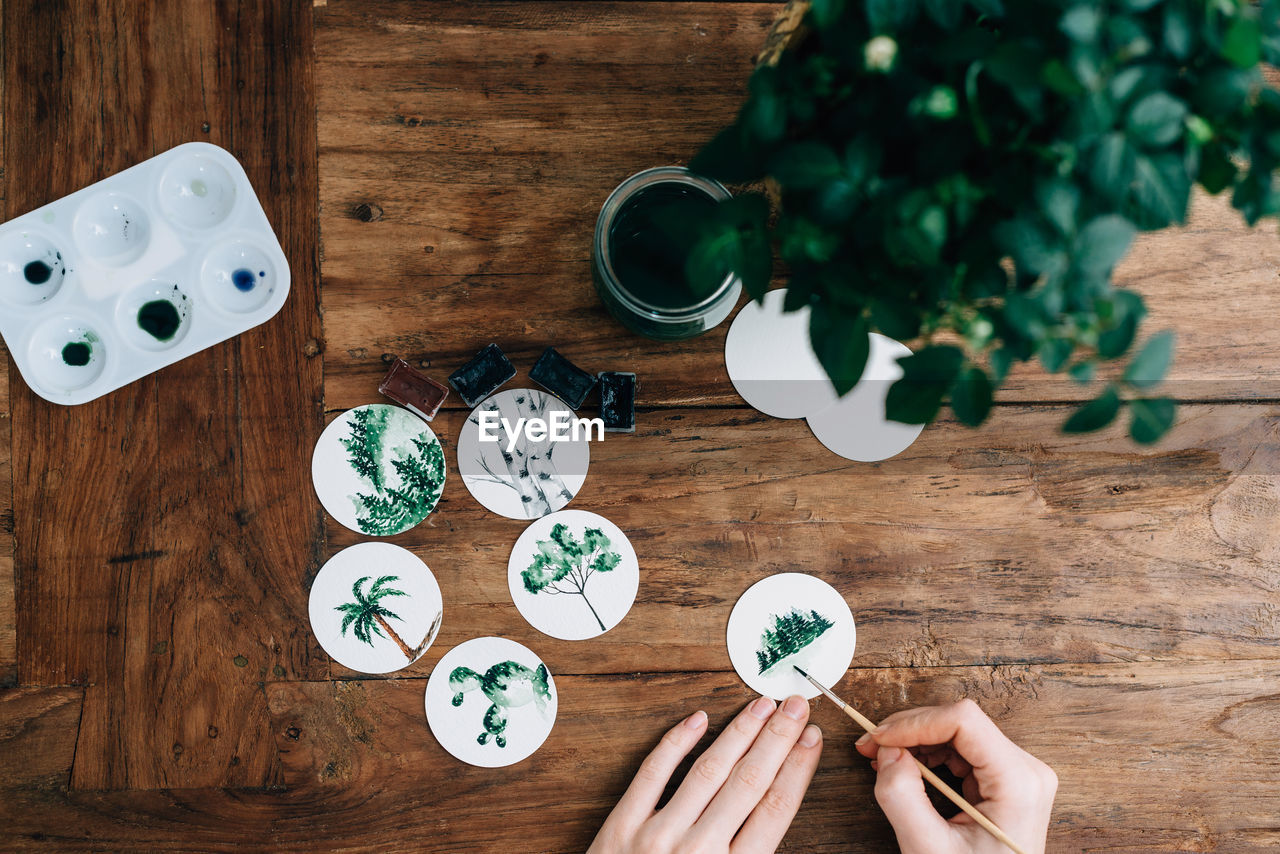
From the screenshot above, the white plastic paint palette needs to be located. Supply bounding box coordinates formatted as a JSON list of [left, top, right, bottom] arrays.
[[0, 141, 290, 405]]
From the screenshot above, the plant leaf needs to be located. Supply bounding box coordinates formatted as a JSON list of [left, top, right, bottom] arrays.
[[809, 308, 871, 396], [1097, 290, 1147, 359], [1076, 214, 1136, 278], [1063, 385, 1121, 433], [885, 345, 965, 424], [1127, 92, 1188, 148], [1122, 330, 1175, 388], [1129, 397, 1177, 443], [950, 365, 994, 426], [769, 141, 843, 189], [1222, 12, 1262, 68]]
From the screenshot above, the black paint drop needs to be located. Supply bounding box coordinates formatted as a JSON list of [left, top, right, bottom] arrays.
[[62, 342, 91, 366], [232, 268, 256, 292], [24, 260, 52, 284], [138, 300, 181, 341]]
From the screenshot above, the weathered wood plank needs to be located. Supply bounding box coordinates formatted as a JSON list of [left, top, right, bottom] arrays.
[[316, 2, 1280, 409], [5, 0, 325, 789], [313, 402, 1280, 677], [0, 0, 14, 688], [6, 663, 1280, 852]]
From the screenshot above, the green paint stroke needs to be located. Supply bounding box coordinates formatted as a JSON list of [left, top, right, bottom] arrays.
[[521, 524, 621, 633], [449, 660, 552, 748], [756, 608, 835, 674], [335, 575, 414, 661], [340, 406, 444, 536]]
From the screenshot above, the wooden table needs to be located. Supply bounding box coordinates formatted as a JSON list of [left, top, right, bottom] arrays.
[[2, 2, 1279, 851]]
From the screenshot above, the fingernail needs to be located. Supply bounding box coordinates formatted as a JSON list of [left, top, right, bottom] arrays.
[[800, 725, 821, 747], [684, 710, 707, 729], [782, 695, 808, 720], [879, 746, 904, 765], [750, 696, 776, 720], [855, 733, 871, 746]]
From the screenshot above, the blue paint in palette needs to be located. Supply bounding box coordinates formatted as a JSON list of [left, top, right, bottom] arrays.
[[231, 268, 258, 292]]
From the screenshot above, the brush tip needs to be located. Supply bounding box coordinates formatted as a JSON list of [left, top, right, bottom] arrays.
[[792, 664, 810, 679]]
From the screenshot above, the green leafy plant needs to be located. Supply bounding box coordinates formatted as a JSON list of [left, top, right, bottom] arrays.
[[521, 523, 622, 632], [690, 0, 1280, 443]]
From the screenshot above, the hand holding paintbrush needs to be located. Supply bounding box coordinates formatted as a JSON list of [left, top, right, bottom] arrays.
[[795, 665, 1057, 854]]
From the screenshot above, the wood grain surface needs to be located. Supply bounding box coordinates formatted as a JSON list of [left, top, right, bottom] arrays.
[[1, 0, 1278, 852]]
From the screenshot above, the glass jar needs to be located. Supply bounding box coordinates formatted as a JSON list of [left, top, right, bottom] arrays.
[[592, 166, 742, 340]]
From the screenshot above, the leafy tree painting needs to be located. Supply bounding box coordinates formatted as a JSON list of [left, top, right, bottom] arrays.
[[520, 523, 622, 632], [335, 574, 436, 662], [756, 608, 835, 674], [340, 406, 445, 536]]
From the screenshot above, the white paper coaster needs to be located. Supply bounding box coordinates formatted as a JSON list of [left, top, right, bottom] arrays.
[[726, 573, 856, 701], [311, 403, 445, 536], [724, 289, 840, 419], [456, 388, 590, 520], [308, 543, 443, 674], [508, 510, 639, 640], [805, 333, 924, 462], [425, 637, 558, 768]]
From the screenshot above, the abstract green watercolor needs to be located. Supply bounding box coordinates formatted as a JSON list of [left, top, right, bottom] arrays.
[[756, 608, 835, 674], [449, 660, 552, 748], [521, 524, 621, 632], [340, 406, 444, 536]]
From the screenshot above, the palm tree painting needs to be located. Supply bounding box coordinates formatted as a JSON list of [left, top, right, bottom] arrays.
[[334, 574, 439, 662]]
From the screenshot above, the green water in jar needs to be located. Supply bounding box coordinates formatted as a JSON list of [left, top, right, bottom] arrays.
[[605, 181, 720, 312]]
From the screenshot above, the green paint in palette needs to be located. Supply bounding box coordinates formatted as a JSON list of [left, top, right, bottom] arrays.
[[138, 299, 182, 341], [61, 341, 91, 366]]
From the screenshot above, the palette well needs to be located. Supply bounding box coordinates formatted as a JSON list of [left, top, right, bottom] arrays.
[[0, 141, 290, 405]]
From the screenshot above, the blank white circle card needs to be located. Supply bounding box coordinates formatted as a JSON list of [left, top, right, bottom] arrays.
[[308, 542, 443, 674], [425, 637, 558, 768], [508, 509, 639, 640], [312, 403, 445, 536], [726, 573, 856, 700], [724, 289, 839, 419]]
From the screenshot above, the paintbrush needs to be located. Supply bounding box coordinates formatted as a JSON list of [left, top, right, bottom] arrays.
[[792, 665, 1029, 854]]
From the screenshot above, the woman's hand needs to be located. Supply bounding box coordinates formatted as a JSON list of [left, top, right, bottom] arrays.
[[588, 695, 823, 854], [856, 699, 1057, 854]]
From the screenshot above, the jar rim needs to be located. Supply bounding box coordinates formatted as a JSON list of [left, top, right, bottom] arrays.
[[593, 166, 739, 321]]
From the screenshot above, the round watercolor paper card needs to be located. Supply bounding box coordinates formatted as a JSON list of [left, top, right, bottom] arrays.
[[508, 509, 639, 640], [456, 388, 590, 520], [308, 542, 443, 674], [425, 637, 558, 768], [805, 333, 925, 463], [726, 573, 856, 701], [311, 403, 446, 536], [724, 289, 840, 419]]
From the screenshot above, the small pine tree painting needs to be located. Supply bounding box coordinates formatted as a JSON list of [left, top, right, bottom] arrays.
[[335, 574, 434, 662], [339, 406, 444, 536], [520, 523, 622, 632], [756, 608, 835, 674]]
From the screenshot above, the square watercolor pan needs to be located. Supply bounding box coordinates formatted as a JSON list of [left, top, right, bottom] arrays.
[[0, 141, 290, 405]]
